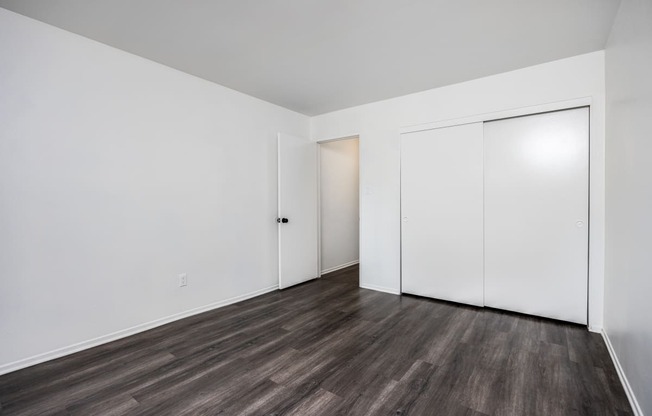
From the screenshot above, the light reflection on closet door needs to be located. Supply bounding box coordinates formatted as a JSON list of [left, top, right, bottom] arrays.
[[484, 107, 589, 324]]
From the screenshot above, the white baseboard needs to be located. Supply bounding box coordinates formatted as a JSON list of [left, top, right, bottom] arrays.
[[601, 329, 644, 416], [588, 325, 603, 334], [0, 284, 279, 376], [359, 282, 400, 295], [321, 260, 359, 275]]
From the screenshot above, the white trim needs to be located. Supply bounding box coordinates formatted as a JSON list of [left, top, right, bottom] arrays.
[[317, 143, 322, 278], [588, 325, 603, 334], [400, 97, 593, 134], [316, 134, 359, 144], [601, 329, 644, 416], [0, 285, 279, 376], [321, 260, 359, 275], [314, 140, 320, 281], [360, 283, 401, 295]]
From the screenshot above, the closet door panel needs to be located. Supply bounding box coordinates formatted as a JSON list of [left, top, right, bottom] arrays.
[[401, 123, 484, 306], [484, 108, 589, 324]]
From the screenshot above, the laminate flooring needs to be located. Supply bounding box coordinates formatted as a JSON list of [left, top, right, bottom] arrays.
[[0, 266, 632, 415]]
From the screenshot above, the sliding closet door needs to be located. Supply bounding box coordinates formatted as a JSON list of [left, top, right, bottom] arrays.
[[484, 108, 589, 324], [401, 123, 484, 306]]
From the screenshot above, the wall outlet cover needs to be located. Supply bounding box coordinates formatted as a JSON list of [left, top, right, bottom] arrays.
[[178, 273, 188, 287]]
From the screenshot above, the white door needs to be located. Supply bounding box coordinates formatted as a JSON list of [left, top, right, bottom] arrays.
[[484, 107, 589, 324], [278, 133, 319, 289], [401, 123, 484, 306]]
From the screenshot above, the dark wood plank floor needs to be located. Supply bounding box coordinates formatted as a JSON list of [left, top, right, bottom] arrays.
[[0, 265, 632, 415]]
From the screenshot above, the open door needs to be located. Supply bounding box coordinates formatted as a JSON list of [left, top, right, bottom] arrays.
[[278, 133, 319, 289]]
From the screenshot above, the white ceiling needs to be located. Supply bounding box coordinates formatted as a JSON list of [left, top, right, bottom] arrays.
[[0, 0, 620, 115]]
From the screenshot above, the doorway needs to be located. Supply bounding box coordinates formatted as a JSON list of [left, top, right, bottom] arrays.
[[318, 136, 360, 281]]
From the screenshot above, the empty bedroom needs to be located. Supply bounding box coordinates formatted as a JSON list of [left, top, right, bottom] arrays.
[[0, 1, 650, 415]]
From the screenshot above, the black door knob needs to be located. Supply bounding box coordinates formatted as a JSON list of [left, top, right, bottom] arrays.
[[277, 218, 289, 223]]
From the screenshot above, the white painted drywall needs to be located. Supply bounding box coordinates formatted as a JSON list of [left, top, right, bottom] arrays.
[[310, 51, 606, 328], [604, 1, 652, 414], [319, 139, 359, 273], [0, 9, 308, 372]]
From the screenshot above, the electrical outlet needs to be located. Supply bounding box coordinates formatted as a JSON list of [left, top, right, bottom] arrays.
[[178, 273, 188, 287]]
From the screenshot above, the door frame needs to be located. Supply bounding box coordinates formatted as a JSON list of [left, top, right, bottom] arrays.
[[399, 96, 599, 329], [316, 135, 360, 278]]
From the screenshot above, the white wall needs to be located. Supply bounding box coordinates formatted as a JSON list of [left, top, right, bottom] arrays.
[[319, 138, 359, 273], [0, 9, 309, 373], [604, 1, 652, 414], [311, 52, 606, 329]]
